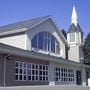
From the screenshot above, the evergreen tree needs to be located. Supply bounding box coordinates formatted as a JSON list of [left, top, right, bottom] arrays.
[[83, 33, 90, 64], [61, 29, 67, 39]]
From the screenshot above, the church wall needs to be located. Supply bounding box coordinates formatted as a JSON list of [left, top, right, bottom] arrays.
[[5, 55, 49, 86], [76, 32, 82, 45], [68, 46, 80, 62], [49, 61, 86, 85], [79, 47, 84, 63], [0, 34, 26, 49]]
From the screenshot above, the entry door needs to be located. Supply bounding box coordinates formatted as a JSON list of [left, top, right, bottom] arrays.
[[86, 71, 90, 86], [76, 71, 82, 85]]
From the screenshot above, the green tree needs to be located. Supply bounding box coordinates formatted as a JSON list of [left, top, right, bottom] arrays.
[[83, 33, 90, 64], [61, 29, 67, 39]]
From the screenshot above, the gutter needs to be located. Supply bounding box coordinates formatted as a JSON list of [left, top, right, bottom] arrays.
[[0, 43, 90, 69], [3, 54, 11, 86]]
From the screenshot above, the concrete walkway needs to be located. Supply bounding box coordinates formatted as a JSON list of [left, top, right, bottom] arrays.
[[0, 85, 90, 90]]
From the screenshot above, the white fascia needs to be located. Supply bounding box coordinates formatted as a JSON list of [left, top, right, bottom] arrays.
[[24, 33, 27, 50]]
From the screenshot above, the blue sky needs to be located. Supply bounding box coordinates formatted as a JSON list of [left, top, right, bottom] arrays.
[[0, 0, 90, 37]]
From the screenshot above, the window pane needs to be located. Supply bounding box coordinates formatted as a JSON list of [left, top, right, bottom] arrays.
[[43, 77, 45, 81], [32, 76, 35, 80], [36, 65, 38, 69], [28, 64, 31, 68], [46, 77, 48, 81], [24, 63, 26, 68], [15, 68, 18, 73], [32, 70, 34, 75], [19, 75, 22, 80], [31, 35, 38, 48], [28, 76, 31, 80], [24, 69, 26, 74], [20, 69, 22, 74], [36, 76, 38, 80], [39, 65, 42, 69], [20, 63, 23, 68], [38, 32, 44, 49], [28, 70, 31, 75], [32, 64, 35, 69], [51, 36, 55, 52], [15, 75, 18, 80], [43, 66, 45, 70], [47, 39, 50, 51], [43, 71, 45, 75], [44, 38, 47, 50], [24, 75, 26, 80], [40, 76, 42, 81], [46, 71, 48, 75], [16, 62, 19, 67], [40, 71, 42, 75]]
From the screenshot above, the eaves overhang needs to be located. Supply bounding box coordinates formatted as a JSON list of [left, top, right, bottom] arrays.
[[0, 43, 90, 69]]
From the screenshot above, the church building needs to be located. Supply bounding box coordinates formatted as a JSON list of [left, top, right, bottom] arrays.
[[0, 6, 90, 86]]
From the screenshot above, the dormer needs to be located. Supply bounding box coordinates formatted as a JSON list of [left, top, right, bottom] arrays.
[[0, 16, 68, 58]]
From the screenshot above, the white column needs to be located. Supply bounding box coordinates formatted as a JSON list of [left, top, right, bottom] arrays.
[[48, 62, 55, 86], [88, 78, 90, 86], [82, 68, 86, 86], [74, 70, 77, 85], [87, 72, 90, 86]]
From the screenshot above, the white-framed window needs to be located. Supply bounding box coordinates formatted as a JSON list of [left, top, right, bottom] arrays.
[[15, 61, 49, 82], [28, 63, 31, 81], [28, 63, 39, 81], [15, 61, 27, 81], [68, 69, 74, 82], [39, 64, 48, 81], [54, 67, 74, 82], [61, 68, 68, 82], [54, 67, 61, 81], [31, 32, 60, 54]]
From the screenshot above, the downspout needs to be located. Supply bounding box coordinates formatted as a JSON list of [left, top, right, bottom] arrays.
[[3, 54, 11, 86]]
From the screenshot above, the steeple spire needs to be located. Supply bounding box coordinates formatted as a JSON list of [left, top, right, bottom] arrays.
[[71, 6, 78, 26]]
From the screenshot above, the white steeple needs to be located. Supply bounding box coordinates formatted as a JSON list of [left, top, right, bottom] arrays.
[[71, 6, 78, 26]]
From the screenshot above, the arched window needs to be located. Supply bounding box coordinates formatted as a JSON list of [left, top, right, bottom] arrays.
[[31, 32, 60, 54]]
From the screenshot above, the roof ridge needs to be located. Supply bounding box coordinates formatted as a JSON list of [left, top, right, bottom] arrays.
[[0, 15, 50, 28], [0, 15, 51, 35]]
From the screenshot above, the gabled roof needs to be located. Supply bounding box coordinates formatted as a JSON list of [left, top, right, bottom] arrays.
[[77, 23, 83, 33], [67, 23, 77, 33], [0, 16, 50, 34], [0, 15, 68, 46], [67, 23, 83, 33]]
